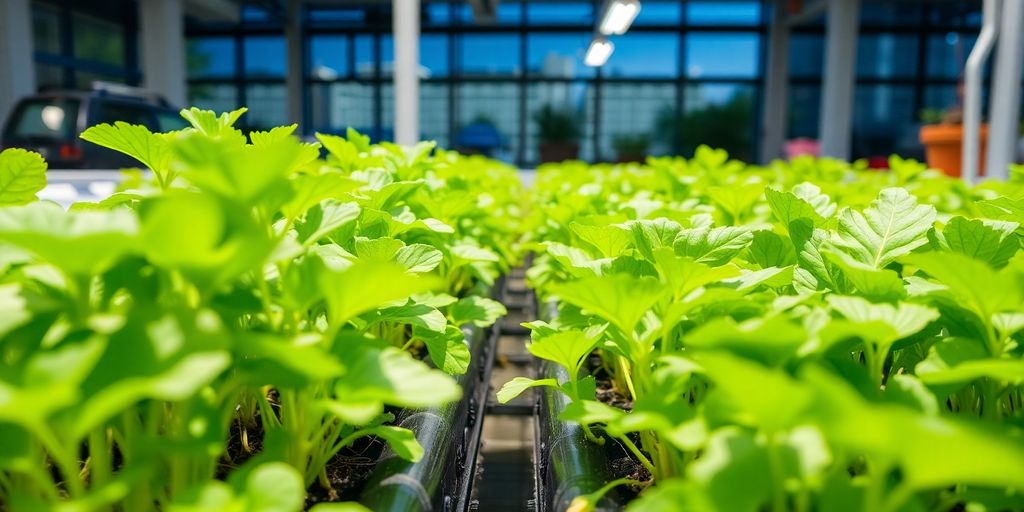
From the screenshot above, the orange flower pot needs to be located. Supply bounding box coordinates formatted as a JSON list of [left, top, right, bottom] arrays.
[[919, 124, 988, 178]]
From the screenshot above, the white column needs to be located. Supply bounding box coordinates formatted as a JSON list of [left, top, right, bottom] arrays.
[[0, 0, 36, 124], [285, 0, 305, 126], [963, 0, 1000, 185], [139, 0, 187, 106], [818, 0, 860, 160], [986, 0, 1024, 179], [393, 0, 420, 145], [760, 0, 789, 163]]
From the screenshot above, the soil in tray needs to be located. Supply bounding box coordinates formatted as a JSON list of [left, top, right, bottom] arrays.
[[218, 409, 386, 508], [587, 352, 653, 497]]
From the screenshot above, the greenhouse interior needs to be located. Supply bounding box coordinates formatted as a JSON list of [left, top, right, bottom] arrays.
[[2, 0, 1024, 511]]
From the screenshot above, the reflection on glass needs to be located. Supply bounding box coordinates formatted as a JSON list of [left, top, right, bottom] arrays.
[[32, 3, 61, 55], [309, 82, 375, 135], [789, 34, 823, 77], [686, 33, 760, 78], [857, 34, 918, 79], [459, 34, 521, 76], [853, 85, 918, 158], [244, 37, 286, 77], [604, 34, 679, 78], [457, 83, 520, 162], [526, 82, 593, 163], [310, 36, 350, 80], [355, 35, 376, 79], [600, 83, 674, 160], [527, 2, 592, 24], [73, 13, 125, 67], [686, 1, 761, 25], [926, 33, 976, 78], [634, 1, 682, 26], [188, 84, 238, 115], [455, 2, 523, 24], [654, 83, 755, 160], [188, 38, 236, 79], [527, 34, 594, 78], [245, 84, 287, 131], [788, 85, 821, 139], [383, 35, 449, 78]]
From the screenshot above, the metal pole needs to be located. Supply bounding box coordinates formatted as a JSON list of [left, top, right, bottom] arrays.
[[285, 0, 305, 128], [139, 0, 186, 106], [760, 0, 790, 163], [963, 0, 1000, 185], [985, 0, 1024, 180], [818, 0, 860, 160], [393, 0, 420, 145]]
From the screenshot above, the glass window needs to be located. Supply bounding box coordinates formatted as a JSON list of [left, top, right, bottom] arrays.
[[454, 2, 522, 24], [310, 36, 349, 80], [599, 83, 674, 161], [604, 34, 679, 78], [680, 83, 756, 161], [527, 33, 594, 79], [32, 3, 61, 55], [187, 38, 236, 79], [309, 82, 375, 135], [456, 83, 520, 162], [788, 84, 820, 139], [421, 83, 450, 149], [926, 4, 981, 27], [75, 71, 127, 90], [73, 12, 125, 67], [244, 37, 286, 78], [634, 1, 682, 26], [35, 64, 64, 90], [789, 34, 823, 78], [527, 2, 592, 25], [458, 34, 521, 76], [307, 8, 367, 24], [5, 98, 80, 141], [244, 84, 287, 131], [857, 34, 918, 79], [852, 84, 918, 159], [926, 33, 975, 79], [425, 3, 451, 25], [383, 34, 449, 78], [95, 101, 156, 128], [154, 111, 190, 132], [686, 2, 761, 25], [923, 85, 958, 111], [242, 3, 272, 22], [859, 3, 923, 25], [526, 82, 594, 163], [188, 84, 238, 115], [686, 33, 760, 78], [355, 34, 376, 79]]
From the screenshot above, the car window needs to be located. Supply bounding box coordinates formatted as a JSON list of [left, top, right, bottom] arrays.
[[4, 98, 80, 141], [94, 100, 157, 129], [154, 111, 190, 132]]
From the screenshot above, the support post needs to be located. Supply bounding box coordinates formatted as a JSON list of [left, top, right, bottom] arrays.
[[393, 0, 420, 145], [760, 0, 790, 163], [985, 0, 1023, 180], [818, 0, 860, 160], [139, 0, 186, 106], [285, 0, 305, 128], [0, 0, 36, 124], [963, 0, 1000, 185]]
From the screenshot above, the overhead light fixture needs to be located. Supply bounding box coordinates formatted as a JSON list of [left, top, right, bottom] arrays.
[[585, 37, 614, 67], [598, 0, 641, 36]]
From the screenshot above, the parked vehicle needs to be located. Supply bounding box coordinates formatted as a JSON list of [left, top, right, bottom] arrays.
[[0, 82, 186, 169]]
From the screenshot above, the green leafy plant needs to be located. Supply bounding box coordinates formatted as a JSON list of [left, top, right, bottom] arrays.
[[502, 146, 1024, 511], [0, 107, 519, 510], [534, 104, 582, 145]]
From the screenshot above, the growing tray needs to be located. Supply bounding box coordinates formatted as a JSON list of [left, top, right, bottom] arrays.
[[358, 282, 504, 511], [532, 302, 628, 512]]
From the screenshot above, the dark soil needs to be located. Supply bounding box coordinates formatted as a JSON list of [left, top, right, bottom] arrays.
[[303, 436, 385, 509]]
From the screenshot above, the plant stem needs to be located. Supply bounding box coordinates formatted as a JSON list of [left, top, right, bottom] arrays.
[[618, 435, 656, 476]]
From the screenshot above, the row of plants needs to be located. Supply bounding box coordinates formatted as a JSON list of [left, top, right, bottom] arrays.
[[0, 109, 521, 510], [500, 148, 1024, 511]]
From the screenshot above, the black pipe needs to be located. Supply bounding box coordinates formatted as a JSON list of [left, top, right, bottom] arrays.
[[359, 277, 506, 511], [533, 303, 626, 512]]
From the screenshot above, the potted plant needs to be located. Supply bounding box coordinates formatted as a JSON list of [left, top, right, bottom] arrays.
[[612, 133, 650, 163], [535, 104, 581, 163], [918, 104, 988, 178]]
